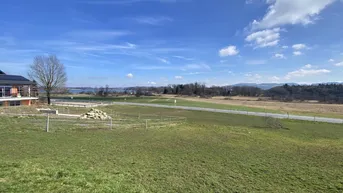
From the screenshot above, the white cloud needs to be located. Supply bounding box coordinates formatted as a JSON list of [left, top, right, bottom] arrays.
[[334, 61, 343, 66], [174, 76, 183, 79], [245, 28, 280, 48], [304, 64, 312, 69], [282, 46, 288, 49], [245, 60, 267, 65], [292, 44, 307, 50], [157, 57, 170, 64], [269, 76, 281, 83], [219, 45, 239, 57], [328, 59, 335, 62], [251, 0, 336, 29], [135, 16, 173, 25], [293, 51, 303, 56], [274, 53, 286, 59], [148, 81, 157, 85], [127, 73, 133, 78], [285, 68, 330, 79]]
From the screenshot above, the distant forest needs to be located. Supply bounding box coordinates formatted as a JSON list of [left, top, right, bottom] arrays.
[[125, 83, 343, 104]]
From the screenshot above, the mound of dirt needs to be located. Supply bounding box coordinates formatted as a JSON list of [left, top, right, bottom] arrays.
[[80, 108, 112, 120]]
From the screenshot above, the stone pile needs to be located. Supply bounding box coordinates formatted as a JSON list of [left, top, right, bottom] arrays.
[[80, 108, 112, 120]]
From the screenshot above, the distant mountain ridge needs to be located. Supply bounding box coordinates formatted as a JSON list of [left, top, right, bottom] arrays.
[[232, 82, 343, 90], [232, 83, 298, 90]]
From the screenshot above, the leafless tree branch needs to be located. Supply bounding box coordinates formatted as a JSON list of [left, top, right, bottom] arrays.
[[28, 55, 67, 104]]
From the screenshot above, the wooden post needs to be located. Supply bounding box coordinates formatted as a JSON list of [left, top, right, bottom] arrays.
[[138, 112, 141, 119], [46, 114, 50, 132], [145, 119, 148, 129], [110, 118, 113, 130]]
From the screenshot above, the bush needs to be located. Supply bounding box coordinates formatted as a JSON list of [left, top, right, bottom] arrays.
[[265, 117, 286, 130]]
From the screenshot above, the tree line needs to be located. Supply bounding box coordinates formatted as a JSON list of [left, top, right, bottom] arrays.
[[265, 84, 343, 103], [128, 83, 343, 104]]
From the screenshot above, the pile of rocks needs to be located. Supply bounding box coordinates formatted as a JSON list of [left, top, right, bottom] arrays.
[[80, 108, 112, 120]]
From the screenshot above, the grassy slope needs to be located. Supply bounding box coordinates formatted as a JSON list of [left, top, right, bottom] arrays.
[[1, 105, 343, 192], [53, 96, 343, 119]]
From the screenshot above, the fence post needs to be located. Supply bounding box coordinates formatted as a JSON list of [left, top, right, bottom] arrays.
[[110, 118, 113, 130], [138, 112, 141, 119], [314, 116, 316, 122], [145, 119, 148, 129], [46, 114, 50, 132]]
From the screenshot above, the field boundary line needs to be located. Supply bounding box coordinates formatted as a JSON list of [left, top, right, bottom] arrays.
[[112, 102, 343, 124]]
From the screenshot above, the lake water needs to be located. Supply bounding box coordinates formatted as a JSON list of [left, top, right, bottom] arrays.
[[40, 88, 132, 94], [69, 88, 130, 94]]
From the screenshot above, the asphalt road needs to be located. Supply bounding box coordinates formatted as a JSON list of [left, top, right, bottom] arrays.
[[112, 102, 343, 124]]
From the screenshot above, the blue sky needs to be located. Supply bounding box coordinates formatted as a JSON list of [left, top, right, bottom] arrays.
[[1, 0, 343, 87]]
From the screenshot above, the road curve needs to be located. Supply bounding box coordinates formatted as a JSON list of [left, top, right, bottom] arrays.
[[112, 102, 343, 124]]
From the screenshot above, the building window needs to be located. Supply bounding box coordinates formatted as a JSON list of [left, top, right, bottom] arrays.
[[9, 101, 21, 106]]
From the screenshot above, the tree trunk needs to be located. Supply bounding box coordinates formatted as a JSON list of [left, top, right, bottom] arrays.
[[47, 92, 51, 105]]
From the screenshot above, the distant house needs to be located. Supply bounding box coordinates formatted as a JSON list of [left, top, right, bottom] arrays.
[[0, 70, 38, 106]]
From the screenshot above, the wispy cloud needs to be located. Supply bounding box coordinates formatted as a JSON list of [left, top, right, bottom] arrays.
[[133, 65, 175, 70], [70, 43, 136, 51], [157, 57, 170, 64], [245, 60, 267, 65], [285, 64, 330, 80], [182, 71, 207, 75], [334, 61, 343, 66], [173, 55, 195, 61], [181, 63, 211, 71], [134, 16, 173, 25], [82, 0, 179, 5], [66, 30, 132, 40]]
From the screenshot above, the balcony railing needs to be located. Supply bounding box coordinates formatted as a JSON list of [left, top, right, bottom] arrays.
[[0, 85, 38, 98]]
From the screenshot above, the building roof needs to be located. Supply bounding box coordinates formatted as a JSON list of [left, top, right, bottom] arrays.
[[0, 72, 34, 85]]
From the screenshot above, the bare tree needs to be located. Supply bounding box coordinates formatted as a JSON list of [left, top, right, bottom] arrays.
[[28, 55, 67, 105]]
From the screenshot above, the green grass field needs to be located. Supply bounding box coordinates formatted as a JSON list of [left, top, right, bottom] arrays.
[[1, 105, 343, 192], [53, 95, 343, 119]]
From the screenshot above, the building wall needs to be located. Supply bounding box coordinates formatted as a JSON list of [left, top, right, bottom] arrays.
[[21, 100, 31, 106], [0, 100, 36, 107]]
